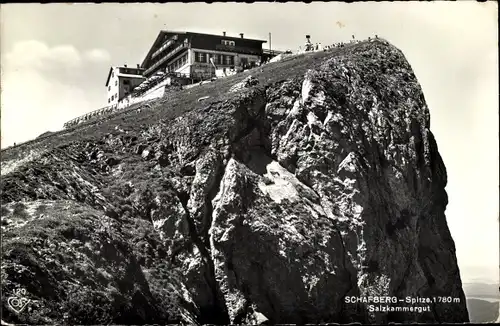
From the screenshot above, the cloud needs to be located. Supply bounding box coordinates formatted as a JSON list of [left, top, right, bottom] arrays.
[[84, 48, 111, 63], [2, 41, 112, 75], [1, 40, 108, 148], [3, 40, 83, 72], [50, 45, 83, 68], [1, 68, 93, 148]]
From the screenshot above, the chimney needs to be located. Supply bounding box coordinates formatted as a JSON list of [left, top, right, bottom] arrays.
[[223, 31, 226, 36], [240, 33, 244, 38], [137, 64, 140, 69]]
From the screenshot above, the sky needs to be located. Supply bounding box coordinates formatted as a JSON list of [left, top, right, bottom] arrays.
[[0, 2, 498, 284]]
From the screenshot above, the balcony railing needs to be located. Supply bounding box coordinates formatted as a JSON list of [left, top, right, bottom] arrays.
[[151, 35, 178, 59], [144, 42, 189, 76]]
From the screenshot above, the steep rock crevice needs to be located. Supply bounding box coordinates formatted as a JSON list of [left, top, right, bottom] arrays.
[[160, 86, 270, 324], [174, 184, 230, 325]]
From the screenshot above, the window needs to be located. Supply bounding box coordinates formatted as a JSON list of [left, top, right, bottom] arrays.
[[196, 52, 206, 63], [108, 86, 111, 91], [111, 95, 114, 100], [224, 55, 234, 65], [115, 80, 118, 86], [215, 54, 223, 65], [108, 98, 110, 103], [123, 80, 130, 85]]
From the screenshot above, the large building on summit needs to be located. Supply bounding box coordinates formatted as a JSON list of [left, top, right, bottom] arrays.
[[140, 30, 267, 79]]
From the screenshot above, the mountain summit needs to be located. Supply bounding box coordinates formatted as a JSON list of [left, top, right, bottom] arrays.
[[1, 39, 468, 324]]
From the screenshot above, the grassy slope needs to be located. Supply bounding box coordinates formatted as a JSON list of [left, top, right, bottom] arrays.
[[0, 40, 376, 163]]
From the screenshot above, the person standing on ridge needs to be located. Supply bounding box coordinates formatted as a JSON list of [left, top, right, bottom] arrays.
[[305, 34, 312, 51]]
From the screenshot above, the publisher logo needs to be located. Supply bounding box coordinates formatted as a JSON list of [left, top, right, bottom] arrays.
[[7, 288, 31, 314]]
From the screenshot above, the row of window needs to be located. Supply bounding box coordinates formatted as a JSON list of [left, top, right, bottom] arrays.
[[108, 79, 132, 91], [194, 51, 234, 65], [168, 53, 188, 72], [111, 67, 142, 79], [119, 68, 142, 75], [108, 93, 118, 103], [108, 80, 118, 91]]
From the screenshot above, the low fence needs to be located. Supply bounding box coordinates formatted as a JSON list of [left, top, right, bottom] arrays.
[[63, 104, 118, 129], [3, 99, 157, 152]]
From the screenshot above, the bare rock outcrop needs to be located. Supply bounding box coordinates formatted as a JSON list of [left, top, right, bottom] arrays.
[[1, 39, 468, 324], [228, 75, 259, 93]]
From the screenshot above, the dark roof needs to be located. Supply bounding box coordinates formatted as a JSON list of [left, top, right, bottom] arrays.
[[105, 67, 114, 87], [188, 31, 267, 43], [140, 30, 268, 68]]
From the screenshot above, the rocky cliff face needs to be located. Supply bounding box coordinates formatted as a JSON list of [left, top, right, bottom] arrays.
[[1, 39, 468, 324]]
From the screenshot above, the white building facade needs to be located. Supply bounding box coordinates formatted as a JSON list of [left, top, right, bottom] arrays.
[[105, 65, 145, 106]]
